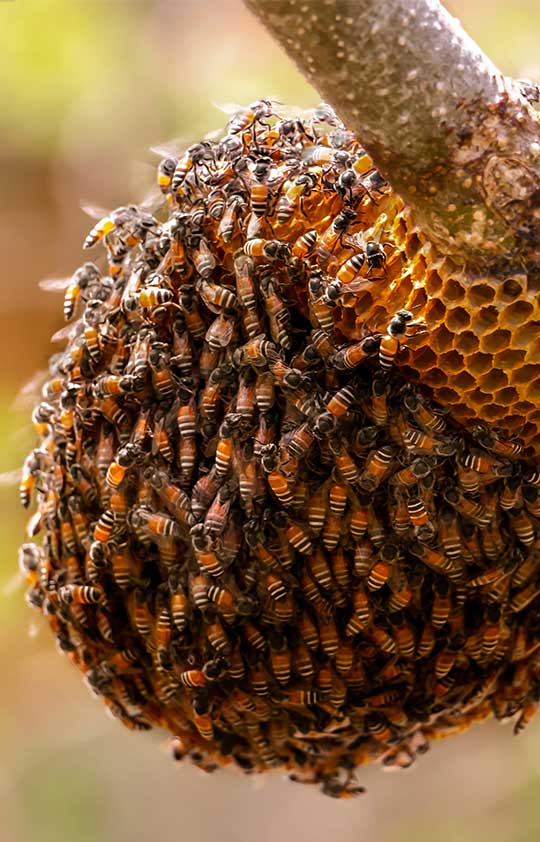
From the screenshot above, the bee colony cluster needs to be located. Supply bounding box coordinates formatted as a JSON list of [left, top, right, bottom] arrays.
[[19, 100, 540, 798]]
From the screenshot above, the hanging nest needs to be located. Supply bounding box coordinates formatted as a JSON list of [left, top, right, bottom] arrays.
[[19, 101, 540, 799]]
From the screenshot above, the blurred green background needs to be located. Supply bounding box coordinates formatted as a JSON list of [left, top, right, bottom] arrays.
[[2, 2, 540, 841]]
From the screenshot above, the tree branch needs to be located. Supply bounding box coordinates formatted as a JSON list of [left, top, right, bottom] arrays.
[[244, 0, 540, 267]]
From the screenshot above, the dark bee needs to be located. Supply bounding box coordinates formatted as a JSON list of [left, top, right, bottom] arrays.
[[379, 309, 414, 370]]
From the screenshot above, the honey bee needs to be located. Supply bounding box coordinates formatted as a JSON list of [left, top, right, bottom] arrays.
[[178, 286, 207, 340], [214, 414, 241, 476], [286, 689, 319, 707], [473, 426, 523, 458], [292, 230, 318, 258], [233, 334, 278, 368], [431, 579, 452, 628], [203, 483, 235, 538], [332, 336, 380, 371], [443, 487, 492, 527], [248, 155, 272, 216], [509, 508, 536, 546], [416, 624, 436, 659], [167, 583, 188, 637], [287, 422, 315, 459], [260, 444, 294, 506], [40, 262, 101, 321], [31, 401, 54, 438], [321, 506, 342, 552], [286, 520, 314, 555], [124, 286, 174, 312], [412, 542, 460, 579], [345, 585, 372, 635], [367, 555, 393, 591], [145, 468, 194, 529], [307, 546, 334, 590], [233, 252, 257, 304], [365, 240, 392, 277], [205, 313, 237, 352], [316, 208, 357, 261], [510, 581, 540, 612], [259, 273, 292, 349], [244, 239, 291, 261], [226, 99, 275, 135], [19, 449, 46, 509], [170, 142, 214, 193], [359, 447, 396, 492], [156, 156, 176, 193], [198, 277, 237, 311], [370, 626, 397, 656], [169, 317, 194, 378], [130, 507, 181, 540], [58, 584, 103, 605], [232, 370, 255, 422], [336, 253, 365, 285], [286, 170, 320, 213], [217, 195, 243, 243], [461, 449, 511, 477], [105, 443, 139, 489], [83, 205, 137, 250], [198, 366, 231, 424], [305, 484, 327, 538], [378, 310, 415, 370], [308, 270, 344, 331], [407, 495, 435, 538]]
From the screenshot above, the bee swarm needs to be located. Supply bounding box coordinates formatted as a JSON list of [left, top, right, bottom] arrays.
[[19, 101, 540, 798]]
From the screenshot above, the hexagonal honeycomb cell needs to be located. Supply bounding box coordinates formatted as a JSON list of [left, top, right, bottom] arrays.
[[329, 204, 540, 456]]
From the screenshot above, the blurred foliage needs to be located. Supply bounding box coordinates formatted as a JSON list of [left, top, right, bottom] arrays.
[[0, 0, 315, 158], [1, 0, 539, 158], [0, 0, 138, 153]]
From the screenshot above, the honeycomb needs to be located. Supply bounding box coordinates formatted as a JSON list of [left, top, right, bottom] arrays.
[[18, 101, 540, 798]]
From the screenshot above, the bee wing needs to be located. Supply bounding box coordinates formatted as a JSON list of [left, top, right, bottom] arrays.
[[273, 103, 314, 121], [139, 183, 167, 213], [121, 265, 144, 306], [346, 277, 376, 295], [164, 397, 180, 430], [149, 137, 187, 158], [3, 572, 23, 597], [12, 370, 49, 410], [211, 101, 246, 116], [206, 314, 235, 347], [151, 416, 164, 457], [311, 102, 341, 125], [80, 201, 111, 220], [51, 321, 82, 344], [387, 566, 406, 593], [131, 160, 162, 205], [213, 98, 283, 118], [27, 619, 41, 639], [38, 276, 71, 293], [203, 127, 224, 142], [0, 468, 21, 485]]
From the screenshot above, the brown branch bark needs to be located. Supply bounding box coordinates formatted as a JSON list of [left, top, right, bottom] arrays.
[[244, 0, 540, 268]]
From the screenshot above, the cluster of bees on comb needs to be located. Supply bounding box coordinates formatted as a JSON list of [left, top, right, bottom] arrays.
[[18, 99, 540, 798]]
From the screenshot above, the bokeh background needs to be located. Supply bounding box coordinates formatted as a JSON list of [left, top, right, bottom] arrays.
[[2, 2, 540, 840]]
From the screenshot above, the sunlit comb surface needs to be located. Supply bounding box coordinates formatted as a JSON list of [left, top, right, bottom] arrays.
[[19, 101, 540, 798]]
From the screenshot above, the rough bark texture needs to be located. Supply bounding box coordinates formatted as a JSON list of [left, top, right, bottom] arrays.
[[244, 0, 540, 268]]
